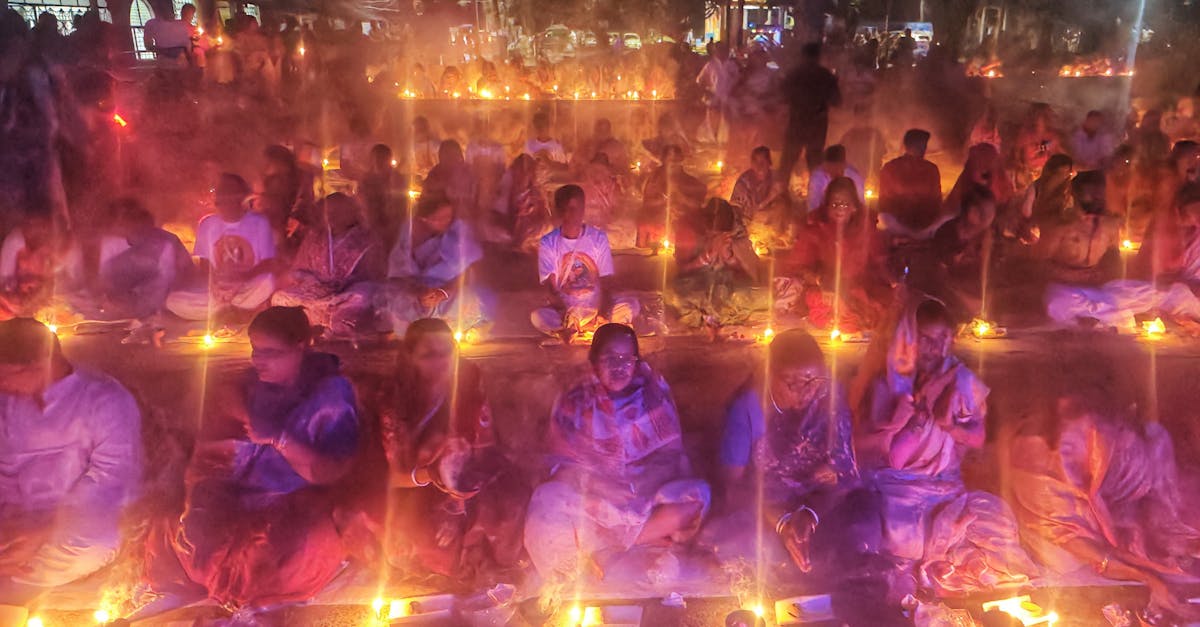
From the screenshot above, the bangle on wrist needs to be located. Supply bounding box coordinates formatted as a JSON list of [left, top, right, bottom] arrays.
[[434, 288, 450, 301], [411, 466, 431, 487], [775, 512, 793, 535]]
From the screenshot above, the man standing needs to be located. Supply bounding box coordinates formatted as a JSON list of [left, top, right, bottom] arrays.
[[697, 41, 739, 145], [780, 43, 841, 187], [0, 319, 142, 625]]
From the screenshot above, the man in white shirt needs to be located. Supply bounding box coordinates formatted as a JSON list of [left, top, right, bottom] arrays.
[[697, 41, 738, 144], [807, 145, 865, 212], [143, 8, 193, 60], [166, 173, 279, 321], [0, 319, 142, 623], [532, 185, 638, 344], [523, 111, 568, 164], [1070, 110, 1117, 172]]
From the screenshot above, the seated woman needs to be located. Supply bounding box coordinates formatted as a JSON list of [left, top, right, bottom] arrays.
[[145, 307, 363, 617], [669, 198, 762, 337], [855, 298, 1035, 598], [1009, 380, 1200, 620], [423, 141, 479, 224], [377, 319, 528, 588], [378, 194, 488, 338], [358, 144, 408, 248], [942, 143, 1012, 219], [910, 187, 997, 321], [636, 145, 708, 251], [491, 153, 549, 252], [730, 146, 789, 229], [777, 177, 890, 334], [581, 152, 622, 227], [704, 329, 878, 577], [272, 193, 386, 339], [524, 324, 710, 594]]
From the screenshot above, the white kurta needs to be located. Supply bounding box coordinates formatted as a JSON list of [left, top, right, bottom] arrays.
[[0, 369, 142, 587]]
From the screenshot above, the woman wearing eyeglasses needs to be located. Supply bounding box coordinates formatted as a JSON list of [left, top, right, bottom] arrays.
[[524, 323, 710, 597], [853, 297, 1036, 598], [704, 329, 877, 578]]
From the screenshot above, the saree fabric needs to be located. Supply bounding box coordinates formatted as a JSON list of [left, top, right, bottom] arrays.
[[524, 363, 710, 582], [147, 353, 361, 609], [862, 298, 1036, 597]]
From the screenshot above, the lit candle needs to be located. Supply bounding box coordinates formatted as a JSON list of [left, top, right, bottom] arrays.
[[112, 113, 128, 127], [391, 159, 398, 167], [298, 45, 306, 56], [203, 333, 216, 348], [1142, 317, 1166, 339], [830, 328, 842, 342]]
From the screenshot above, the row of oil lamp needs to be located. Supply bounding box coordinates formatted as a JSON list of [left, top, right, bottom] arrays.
[[20, 592, 1055, 626], [397, 86, 665, 101]]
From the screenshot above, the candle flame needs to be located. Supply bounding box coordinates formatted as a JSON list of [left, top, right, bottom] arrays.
[[1143, 317, 1166, 338], [390, 159, 398, 167], [298, 46, 305, 56], [112, 113, 128, 127], [94, 608, 111, 623], [479, 88, 494, 99], [454, 330, 464, 343], [407, 189, 421, 200], [981, 595, 1057, 625], [321, 158, 330, 169], [452, 91, 461, 99], [196, 25, 203, 35], [970, 318, 994, 338], [567, 605, 602, 626], [202, 333, 216, 348], [521, 93, 530, 100], [216, 35, 223, 45], [27, 617, 45, 627], [830, 328, 842, 342], [986, 69, 997, 78], [46, 323, 58, 334], [865, 188, 876, 199]]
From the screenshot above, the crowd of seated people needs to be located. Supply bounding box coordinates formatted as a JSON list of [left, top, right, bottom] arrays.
[[6, 56, 1200, 625]]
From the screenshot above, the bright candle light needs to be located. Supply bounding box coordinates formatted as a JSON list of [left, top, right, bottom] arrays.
[[762, 327, 774, 339], [27, 618, 44, 627], [202, 333, 216, 348], [830, 328, 842, 342], [298, 46, 305, 56], [390, 159, 398, 167], [112, 113, 128, 127], [454, 330, 464, 343], [1143, 317, 1166, 338], [94, 608, 111, 623], [372, 597, 386, 614], [46, 323, 58, 334]]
